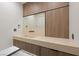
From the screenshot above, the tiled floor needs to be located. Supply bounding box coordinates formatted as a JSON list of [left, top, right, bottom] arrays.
[[0, 46, 36, 56], [0, 46, 20, 56], [11, 49, 36, 56]]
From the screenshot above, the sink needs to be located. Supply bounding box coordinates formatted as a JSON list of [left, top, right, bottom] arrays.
[[23, 34, 41, 38]]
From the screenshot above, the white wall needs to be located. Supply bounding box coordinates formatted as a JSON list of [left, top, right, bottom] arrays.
[[69, 2, 79, 44], [0, 2, 23, 51]]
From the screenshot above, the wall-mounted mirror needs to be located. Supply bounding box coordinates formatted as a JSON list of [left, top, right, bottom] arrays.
[[23, 13, 45, 36]]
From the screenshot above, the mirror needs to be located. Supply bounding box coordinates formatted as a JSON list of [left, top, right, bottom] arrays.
[[23, 13, 45, 36]]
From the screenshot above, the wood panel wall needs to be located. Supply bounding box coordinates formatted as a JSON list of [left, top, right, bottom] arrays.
[[45, 6, 69, 38], [23, 2, 69, 16], [23, 2, 69, 39]]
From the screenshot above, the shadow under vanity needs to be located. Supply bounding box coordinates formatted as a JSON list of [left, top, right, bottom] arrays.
[[13, 2, 76, 56]]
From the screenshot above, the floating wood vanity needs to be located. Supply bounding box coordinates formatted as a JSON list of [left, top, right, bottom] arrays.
[[13, 35, 79, 56]]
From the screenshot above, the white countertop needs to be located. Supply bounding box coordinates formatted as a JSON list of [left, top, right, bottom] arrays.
[[13, 35, 79, 55]]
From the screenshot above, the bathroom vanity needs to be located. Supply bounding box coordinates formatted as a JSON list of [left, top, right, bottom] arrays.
[[13, 35, 79, 56], [13, 2, 76, 56]]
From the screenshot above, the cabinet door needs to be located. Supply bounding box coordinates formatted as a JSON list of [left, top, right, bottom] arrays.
[[13, 39, 25, 49], [13, 40, 40, 55], [40, 47, 75, 56], [45, 6, 69, 38], [41, 47, 57, 56]]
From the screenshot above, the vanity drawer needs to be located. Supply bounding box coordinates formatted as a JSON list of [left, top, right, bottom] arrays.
[[13, 39, 40, 55], [40, 46, 75, 56]]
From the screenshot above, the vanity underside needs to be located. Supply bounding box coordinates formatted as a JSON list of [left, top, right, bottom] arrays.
[[13, 39, 75, 56]]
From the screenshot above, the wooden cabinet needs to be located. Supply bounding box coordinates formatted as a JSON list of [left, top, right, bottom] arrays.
[[45, 6, 69, 38], [13, 39, 75, 56], [40, 47, 75, 56], [13, 39, 40, 55], [41, 47, 57, 56]]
